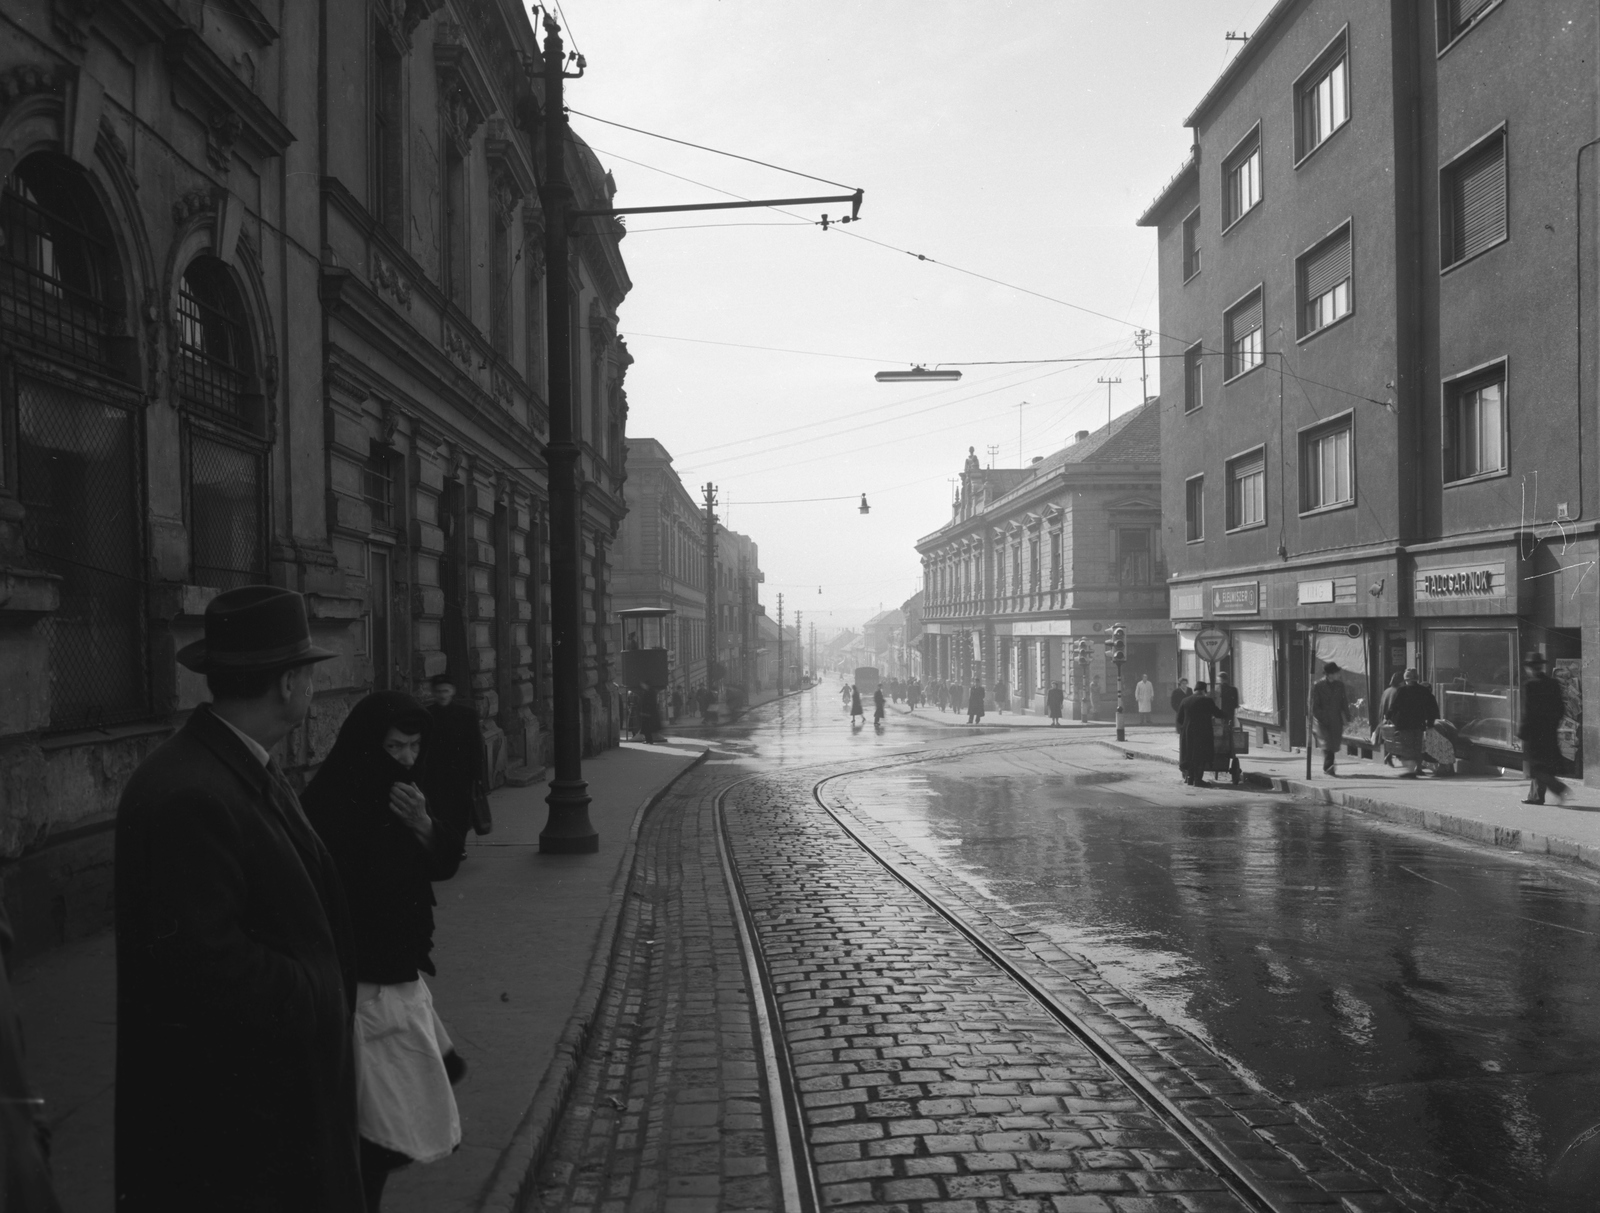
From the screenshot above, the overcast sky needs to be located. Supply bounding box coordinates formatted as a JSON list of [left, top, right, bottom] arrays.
[[553, 0, 1273, 632]]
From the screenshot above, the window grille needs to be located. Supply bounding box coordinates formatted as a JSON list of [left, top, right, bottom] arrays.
[[1443, 133, 1507, 267], [175, 261, 251, 430], [188, 430, 265, 590], [0, 164, 118, 372], [18, 374, 147, 729]]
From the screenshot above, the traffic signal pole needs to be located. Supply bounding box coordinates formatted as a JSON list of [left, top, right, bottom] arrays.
[[1111, 623, 1127, 741]]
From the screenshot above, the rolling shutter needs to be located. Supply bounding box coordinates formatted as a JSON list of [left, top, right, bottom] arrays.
[[1229, 292, 1263, 339], [1449, 136, 1506, 263], [1303, 230, 1351, 300]]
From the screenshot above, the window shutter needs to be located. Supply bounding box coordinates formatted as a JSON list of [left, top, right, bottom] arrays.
[[1450, 0, 1494, 30], [1451, 138, 1506, 261], [1303, 231, 1350, 300], [1231, 293, 1263, 338], [1234, 455, 1264, 480]]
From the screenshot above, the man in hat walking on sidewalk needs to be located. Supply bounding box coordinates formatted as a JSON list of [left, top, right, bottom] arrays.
[[114, 586, 362, 1211], [1309, 662, 1351, 776], [1519, 651, 1569, 806]]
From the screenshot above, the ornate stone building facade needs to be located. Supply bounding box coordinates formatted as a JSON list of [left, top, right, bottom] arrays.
[[0, 0, 630, 957]]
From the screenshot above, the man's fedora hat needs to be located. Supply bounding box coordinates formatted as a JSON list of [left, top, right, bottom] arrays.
[[1524, 651, 1548, 666], [176, 586, 337, 674]]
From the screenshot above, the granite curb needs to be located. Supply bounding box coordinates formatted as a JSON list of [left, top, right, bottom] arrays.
[[1096, 739, 1600, 875], [473, 747, 710, 1213]]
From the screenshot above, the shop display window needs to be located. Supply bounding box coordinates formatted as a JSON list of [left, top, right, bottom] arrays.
[[1430, 628, 1517, 751], [1314, 631, 1370, 739], [1234, 629, 1277, 717]]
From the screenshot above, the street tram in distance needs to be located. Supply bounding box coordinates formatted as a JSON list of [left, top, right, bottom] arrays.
[[853, 666, 880, 696]]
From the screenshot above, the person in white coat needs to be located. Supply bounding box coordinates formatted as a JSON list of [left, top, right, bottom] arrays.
[[1135, 674, 1155, 725]]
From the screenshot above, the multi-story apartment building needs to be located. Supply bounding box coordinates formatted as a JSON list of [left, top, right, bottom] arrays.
[[916, 402, 1172, 717], [0, 0, 629, 956], [1139, 0, 1597, 778]]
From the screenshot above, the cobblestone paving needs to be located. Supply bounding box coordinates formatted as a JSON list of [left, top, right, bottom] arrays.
[[529, 761, 782, 1213]]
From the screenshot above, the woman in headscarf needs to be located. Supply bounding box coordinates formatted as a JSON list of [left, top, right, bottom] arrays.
[[303, 691, 468, 1212], [1376, 673, 1404, 766]]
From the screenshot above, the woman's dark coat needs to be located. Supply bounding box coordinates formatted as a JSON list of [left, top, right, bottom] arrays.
[[967, 686, 986, 719], [114, 703, 363, 1212], [304, 693, 465, 986], [850, 689, 863, 716], [1176, 693, 1221, 771], [422, 698, 483, 842]]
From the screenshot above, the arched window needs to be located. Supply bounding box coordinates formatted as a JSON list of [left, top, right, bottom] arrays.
[[175, 256, 267, 590], [2, 153, 146, 729]]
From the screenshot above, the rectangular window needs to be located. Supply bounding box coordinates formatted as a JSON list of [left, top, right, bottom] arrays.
[[1224, 290, 1264, 380], [444, 150, 467, 307], [364, 442, 395, 528], [1183, 342, 1204, 412], [1223, 130, 1262, 228], [1300, 226, 1352, 336], [370, 34, 403, 238], [1438, 0, 1498, 48], [1185, 474, 1204, 542], [1029, 536, 1040, 590], [1011, 545, 1021, 594], [1442, 131, 1507, 268], [188, 428, 266, 591], [1445, 365, 1507, 482], [1050, 532, 1062, 587], [1297, 43, 1349, 159], [1182, 208, 1202, 279], [1301, 419, 1354, 511], [1117, 529, 1151, 585], [1226, 449, 1267, 530]]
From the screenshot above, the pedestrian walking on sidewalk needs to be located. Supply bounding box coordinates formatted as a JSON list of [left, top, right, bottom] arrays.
[[670, 686, 683, 724], [995, 678, 1009, 715], [1520, 652, 1569, 805], [1375, 673, 1404, 765], [1309, 663, 1352, 775], [114, 586, 362, 1212], [1176, 681, 1221, 786], [873, 686, 886, 726], [967, 684, 986, 725], [850, 686, 865, 724], [1170, 678, 1190, 715], [1385, 669, 1439, 779], [638, 683, 663, 744], [426, 675, 488, 845], [1135, 674, 1154, 726], [305, 691, 468, 1210], [1047, 682, 1064, 726]]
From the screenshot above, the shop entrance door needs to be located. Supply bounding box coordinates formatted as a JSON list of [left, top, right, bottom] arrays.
[[1384, 631, 1407, 687]]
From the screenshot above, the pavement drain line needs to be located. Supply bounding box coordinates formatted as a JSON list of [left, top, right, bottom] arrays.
[[1097, 740, 1600, 874], [475, 747, 711, 1213], [811, 768, 1402, 1213]]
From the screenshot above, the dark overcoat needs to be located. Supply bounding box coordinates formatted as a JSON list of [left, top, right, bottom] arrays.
[[423, 699, 483, 840], [114, 704, 363, 1212], [1520, 673, 1566, 765], [1176, 693, 1220, 771], [967, 686, 986, 719]]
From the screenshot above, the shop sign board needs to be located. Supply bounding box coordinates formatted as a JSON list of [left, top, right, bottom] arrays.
[[1171, 587, 1205, 619], [1194, 628, 1230, 664], [1414, 562, 1505, 599], [1212, 581, 1261, 616], [1297, 579, 1335, 605]]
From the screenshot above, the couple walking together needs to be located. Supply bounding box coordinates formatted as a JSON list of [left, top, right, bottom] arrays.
[[115, 587, 475, 1211]]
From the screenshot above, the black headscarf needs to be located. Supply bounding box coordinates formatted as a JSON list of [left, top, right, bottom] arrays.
[[304, 692, 463, 985]]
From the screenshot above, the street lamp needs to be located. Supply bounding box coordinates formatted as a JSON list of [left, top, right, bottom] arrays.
[[875, 366, 962, 382]]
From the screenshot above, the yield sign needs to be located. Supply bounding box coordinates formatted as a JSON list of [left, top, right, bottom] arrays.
[[1194, 628, 1230, 664]]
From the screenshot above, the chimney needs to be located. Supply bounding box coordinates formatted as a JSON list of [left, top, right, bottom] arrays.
[[1074, 430, 1090, 443]]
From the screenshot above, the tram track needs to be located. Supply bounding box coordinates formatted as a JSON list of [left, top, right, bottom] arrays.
[[706, 733, 1377, 1213]]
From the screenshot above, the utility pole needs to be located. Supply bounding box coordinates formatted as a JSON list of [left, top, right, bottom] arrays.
[[1017, 401, 1027, 464], [777, 593, 785, 694], [1134, 330, 1152, 401], [1097, 376, 1122, 427], [810, 621, 816, 687], [538, 18, 596, 853], [986, 443, 1000, 469], [703, 482, 718, 701], [795, 610, 803, 684]]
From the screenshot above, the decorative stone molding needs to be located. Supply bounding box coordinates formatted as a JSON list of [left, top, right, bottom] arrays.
[[0, 63, 64, 110], [484, 116, 535, 202], [434, 22, 494, 156], [443, 323, 473, 368], [164, 28, 296, 171], [171, 185, 216, 228], [50, 0, 96, 52], [491, 372, 512, 406], [371, 251, 412, 309], [206, 109, 244, 172]]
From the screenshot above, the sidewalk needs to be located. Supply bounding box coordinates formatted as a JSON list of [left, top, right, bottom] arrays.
[[665, 684, 806, 734], [12, 738, 707, 1213], [1099, 725, 1600, 872]]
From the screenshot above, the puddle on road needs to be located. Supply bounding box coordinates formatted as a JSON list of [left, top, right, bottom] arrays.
[[843, 757, 1600, 1213]]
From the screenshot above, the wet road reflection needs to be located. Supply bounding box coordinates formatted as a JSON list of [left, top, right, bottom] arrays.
[[837, 747, 1600, 1213]]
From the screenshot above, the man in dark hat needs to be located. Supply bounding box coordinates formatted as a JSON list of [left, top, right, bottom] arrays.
[[114, 586, 362, 1211], [1308, 661, 1351, 775], [424, 673, 486, 842], [1519, 651, 1569, 806]]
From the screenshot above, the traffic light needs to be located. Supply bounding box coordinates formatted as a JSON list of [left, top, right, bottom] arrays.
[[1109, 623, 1126, 664]]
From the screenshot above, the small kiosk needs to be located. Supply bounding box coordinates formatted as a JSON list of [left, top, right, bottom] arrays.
[[618, 607, 673, 692]]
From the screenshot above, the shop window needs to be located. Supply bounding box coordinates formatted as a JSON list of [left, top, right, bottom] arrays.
[[1224, 289, 1264, 380], [1295, 34, 1349, 160], [1441, 130, 1506, 269], [1182, 208, 1202, 280], [1234, 629, 1277, 717], [1226, 449, 1266, 530], [1185, 474, 1205, 542], [1184, 342, 1204, 412], [1299, 225, 1352, 337], [1430, 628, 1517, 751], [1444, 364, 1506, 482], [1223, 126, 1262, 229], [1300, 417, 1353, 512]]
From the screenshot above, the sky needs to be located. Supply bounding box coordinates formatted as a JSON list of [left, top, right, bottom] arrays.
[[549, 0, 1275, 632]]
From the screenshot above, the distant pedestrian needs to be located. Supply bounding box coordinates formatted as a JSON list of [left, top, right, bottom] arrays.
[[426, 674, 486, 845], [304, 692, 467, 1210], [1170, 678, 1190, 715], [638, 683, 663, 744], [850, 686, 865, 724], [1216, 671, 1239, 721], [1376, 673, 1403, 766], [1309, 663, 1351, 775], [967, 684, 986, 725], [1385, 669, 1438, 779], [114, 586, 361, 1211], [1176, 681, 1222, 786], [995, 678, 1009, 715], [1046, 682, 1064, 726], [873, 686, 886, 725], [670, 686, 683, 723], [841, 684, 852, 712], [1519, 652, 1569, 805], [1135, 675, 1155, 726]]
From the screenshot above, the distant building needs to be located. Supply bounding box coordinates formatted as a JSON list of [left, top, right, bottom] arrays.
[[1138, 0, 1597, 775], [861, 608, 906, 676], [916, 404, 1169, 717]]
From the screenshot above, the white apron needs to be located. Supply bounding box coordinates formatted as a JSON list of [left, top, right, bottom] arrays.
[[353, 978, 461, 1163]]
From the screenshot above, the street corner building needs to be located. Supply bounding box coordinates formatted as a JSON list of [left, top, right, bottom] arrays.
[[915, 402, 1169, 719], [0, 0, 632, 959], [1138, 0, 1598, 781]]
